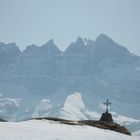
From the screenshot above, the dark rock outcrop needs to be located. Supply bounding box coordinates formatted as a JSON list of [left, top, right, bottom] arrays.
[[100, 112, 113, 123], [79, 120, 131, 136]]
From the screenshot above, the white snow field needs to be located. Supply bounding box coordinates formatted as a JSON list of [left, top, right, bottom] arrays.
[[0, 120, 139, 140], [133, 130, 140, 136]]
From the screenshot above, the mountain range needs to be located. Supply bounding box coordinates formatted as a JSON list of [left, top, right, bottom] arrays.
[[0, 34, 140, 132]]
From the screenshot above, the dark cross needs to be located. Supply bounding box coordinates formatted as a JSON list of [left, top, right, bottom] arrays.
[[103, 99, 111, 113]]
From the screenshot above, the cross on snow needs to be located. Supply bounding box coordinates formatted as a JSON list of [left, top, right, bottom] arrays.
[[103, 99, 111, 113]]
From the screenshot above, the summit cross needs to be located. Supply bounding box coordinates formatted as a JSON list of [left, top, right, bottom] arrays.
[[103, 99, 111, 113]]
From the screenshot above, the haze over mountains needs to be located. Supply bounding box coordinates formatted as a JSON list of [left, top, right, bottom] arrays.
[[0, 34, 140, 125]]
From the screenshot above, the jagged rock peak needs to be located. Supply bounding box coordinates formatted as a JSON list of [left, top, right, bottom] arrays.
[[64, 37, 86, 54], [95, 34, 114, 44], [0, 42, 21, 53], [23, 44, 39, 53], [45, 39, 55, 46], [75, 37, 85, 46], [41, 39, 61, 54]]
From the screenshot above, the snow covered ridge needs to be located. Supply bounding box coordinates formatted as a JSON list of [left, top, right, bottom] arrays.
[[31, 117, 131, 135], [0, 120, 139, 140]]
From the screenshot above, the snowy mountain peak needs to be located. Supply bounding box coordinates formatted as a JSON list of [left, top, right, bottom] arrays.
[[60, 92, 88, 120], [63, 92, 86, 110]]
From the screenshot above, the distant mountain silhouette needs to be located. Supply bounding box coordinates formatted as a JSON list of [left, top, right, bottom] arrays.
[[0, 34, 140, 121]]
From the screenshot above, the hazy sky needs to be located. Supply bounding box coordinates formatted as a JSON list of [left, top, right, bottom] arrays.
[[0, 0, 140, 55]]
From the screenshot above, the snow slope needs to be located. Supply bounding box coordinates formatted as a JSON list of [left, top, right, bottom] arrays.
[[0, 120, 139, 140], [133, 130, 140, 136]]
